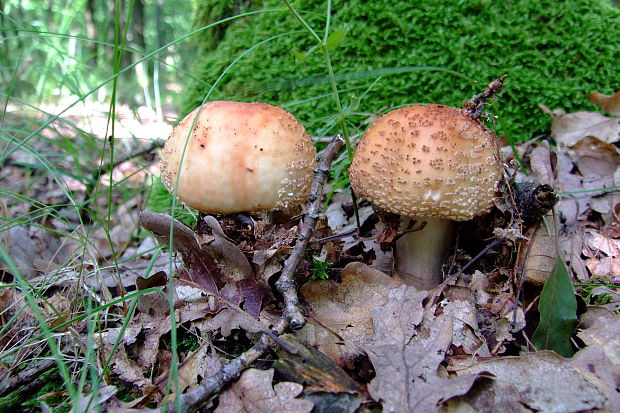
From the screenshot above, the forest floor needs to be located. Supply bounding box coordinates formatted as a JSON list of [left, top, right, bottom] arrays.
[[0, 91, 619, 412]]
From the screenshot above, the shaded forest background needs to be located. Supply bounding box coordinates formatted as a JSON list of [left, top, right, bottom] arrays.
[[3, 0, 618, 139], [1, 0, 194, 116]]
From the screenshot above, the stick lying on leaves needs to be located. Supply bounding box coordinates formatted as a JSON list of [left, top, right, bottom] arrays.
[[274, 135, 344, 332], [175, 335, 274, 413]]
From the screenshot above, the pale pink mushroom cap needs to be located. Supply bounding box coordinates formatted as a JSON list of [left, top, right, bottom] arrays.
[[160, 101, 317, 214]]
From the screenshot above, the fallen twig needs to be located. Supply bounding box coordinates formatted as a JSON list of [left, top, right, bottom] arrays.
[[172, 335, 274, 413], [310, 227, 358, 244], [91, 138, 164, 179], [425, 237, 508, 310], [167, 133, 344, 410], [463, 75, 506, 120], [0, 358, 56, 398], [81, 139, 164, 223], [274, 134, 344, 332], [148, 136, 345, 412]]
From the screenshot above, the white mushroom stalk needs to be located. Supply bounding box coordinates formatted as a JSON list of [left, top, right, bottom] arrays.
[[349, 104, 502, 289], [159, 101, 317, 215], [394, 217, 454, 288]]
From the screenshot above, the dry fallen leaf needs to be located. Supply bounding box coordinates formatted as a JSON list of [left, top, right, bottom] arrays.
[[553, 135, 619, 228], [569, 312, 620, 411], [582, 230, 620, 279], [586, 256, 620, 278], [559, 226, 589, 281], [108, 345, 152, 389], [75, 385, 119, 412], [589, 89, 620, 116], [201, 216, 255, 282], [447, 351, 607, 413], [206, 308, 265, 338], [363, 287, 478, 413], [441, 287, 491, 357], [0, 226, 72, 279], [520, 213, 557, 286], [198, 216, 272, 317], [584, 230, 620, 257], [547, 109, 620, 146], [299, 262, 402, 367], [84, 252, 175, 291], [252, 248, 283, 284], [177, 344, 221, 394], [214, 368, 314, 413]]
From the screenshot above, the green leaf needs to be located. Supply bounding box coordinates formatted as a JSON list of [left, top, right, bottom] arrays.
[[325, 24, 349, 51], [531, 258, 577, 357]]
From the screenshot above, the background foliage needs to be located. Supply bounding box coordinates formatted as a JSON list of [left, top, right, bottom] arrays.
[[188, 0, 620, 141], [1, 0, 194, 111]]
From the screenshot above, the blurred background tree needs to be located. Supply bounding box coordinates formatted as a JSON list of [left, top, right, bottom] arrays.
[[1, 0, 195, 116]]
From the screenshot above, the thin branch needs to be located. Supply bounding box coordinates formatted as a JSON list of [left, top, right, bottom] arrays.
[[91, 138, 164, 179], [463, 75, 506, 119], [155, 136, 345, 412], [310, 227, 358, 244], [426, 237, 508, 310], [450, 237, 507, 280], [275, 134, 345, 331], [174, 335, 274, 413], [81, 139, 164, 222]]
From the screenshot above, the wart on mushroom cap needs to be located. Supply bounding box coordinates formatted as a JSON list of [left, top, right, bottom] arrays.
[[349, 104, 502, 288], [160, 101, 317, 215]]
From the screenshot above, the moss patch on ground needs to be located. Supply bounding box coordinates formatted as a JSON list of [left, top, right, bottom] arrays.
[[187, 0, 619, 141]]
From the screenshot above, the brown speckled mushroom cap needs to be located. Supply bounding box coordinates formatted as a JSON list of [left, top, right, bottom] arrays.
[[349, 104, 502, 220], [160, 101, 317, 214]]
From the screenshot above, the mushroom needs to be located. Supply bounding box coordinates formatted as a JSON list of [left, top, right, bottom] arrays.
[[160, 101, 317, 215], [349, 104, 502, 289]]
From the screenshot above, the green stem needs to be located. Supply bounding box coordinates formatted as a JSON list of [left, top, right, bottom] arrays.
[[282, 0, 360, 226]]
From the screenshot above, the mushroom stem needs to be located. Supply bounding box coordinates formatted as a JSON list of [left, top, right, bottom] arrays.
[[393, 217, 454, 289]]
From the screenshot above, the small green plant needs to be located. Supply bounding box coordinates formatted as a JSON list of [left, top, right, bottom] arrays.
[[577, 282, 616, 306], [310, 258, 333, 281], [179, 332, 200, 354], [532, 258, 577, 357]]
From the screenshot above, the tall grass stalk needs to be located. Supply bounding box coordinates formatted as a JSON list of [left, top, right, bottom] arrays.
[[0, 247, 78, 404]]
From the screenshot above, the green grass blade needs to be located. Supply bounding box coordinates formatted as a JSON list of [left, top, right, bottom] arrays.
[[0, 245, 77, 402]]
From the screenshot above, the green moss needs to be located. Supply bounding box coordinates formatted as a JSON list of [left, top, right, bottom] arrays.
[[186, 0, 619, 141], [192, 0, 256, 54]]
